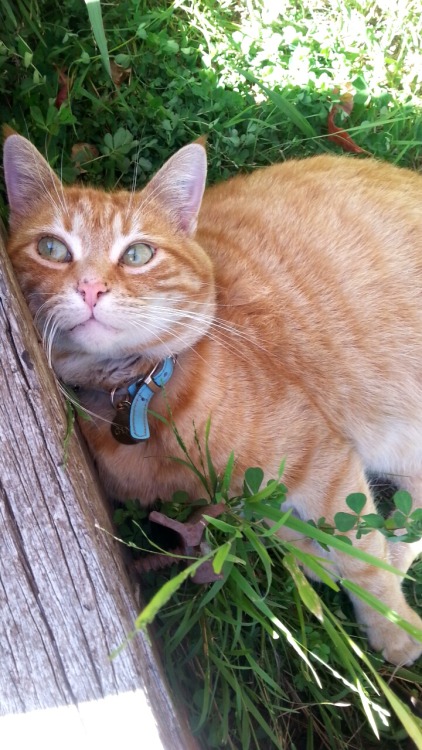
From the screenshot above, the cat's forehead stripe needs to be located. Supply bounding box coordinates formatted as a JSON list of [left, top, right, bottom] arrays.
[[60, 195, 141, 261], [64, 191, 134, 234], [58, 191, 183, 266]]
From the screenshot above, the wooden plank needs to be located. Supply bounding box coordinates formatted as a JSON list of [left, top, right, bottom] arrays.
[[0, 222, 199, 749]]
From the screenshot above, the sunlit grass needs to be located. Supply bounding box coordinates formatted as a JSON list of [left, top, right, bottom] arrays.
[[177, 0, 422, 104]]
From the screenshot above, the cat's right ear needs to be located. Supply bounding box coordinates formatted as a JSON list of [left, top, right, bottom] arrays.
[[143, 142, 207, 236], [3, 133, 62, 220]]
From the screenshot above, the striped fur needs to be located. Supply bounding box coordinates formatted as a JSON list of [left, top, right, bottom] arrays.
[[5, 133, 422, 664]]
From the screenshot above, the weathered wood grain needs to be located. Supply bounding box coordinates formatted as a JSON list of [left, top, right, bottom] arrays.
[[0, 223, 200, 749]]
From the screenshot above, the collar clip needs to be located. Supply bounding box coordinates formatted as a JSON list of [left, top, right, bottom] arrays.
[[110, 357, 175, 444]]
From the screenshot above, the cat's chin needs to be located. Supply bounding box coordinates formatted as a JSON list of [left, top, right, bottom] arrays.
[[67, 318, 122, 354], [62, 318, 172, 363]]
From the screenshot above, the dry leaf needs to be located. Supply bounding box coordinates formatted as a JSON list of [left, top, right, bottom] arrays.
[[71, 143, 99, 173], [110, 60, 131, 87], [55, 69, 69, 109], [327, 92, 370, 155]]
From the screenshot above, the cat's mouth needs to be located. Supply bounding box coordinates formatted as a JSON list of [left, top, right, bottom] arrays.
[[70, 317, 118, 333]]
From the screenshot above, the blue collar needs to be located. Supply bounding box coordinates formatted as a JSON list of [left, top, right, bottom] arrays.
[[110, 356, 175, 443]]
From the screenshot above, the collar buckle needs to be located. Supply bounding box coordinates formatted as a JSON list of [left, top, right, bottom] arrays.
[[110, 356, 176, 444]]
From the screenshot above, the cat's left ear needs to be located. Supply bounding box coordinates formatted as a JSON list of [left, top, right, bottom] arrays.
[[143, 143, 207, 236], [3, 133, 62, 220]]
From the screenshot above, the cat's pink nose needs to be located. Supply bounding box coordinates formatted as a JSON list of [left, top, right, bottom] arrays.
[[78, 281, 108, 310]]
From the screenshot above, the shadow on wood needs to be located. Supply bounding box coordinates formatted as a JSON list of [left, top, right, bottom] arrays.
[[0, 221, 200, 749]]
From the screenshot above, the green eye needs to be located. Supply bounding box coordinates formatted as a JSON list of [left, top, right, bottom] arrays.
[[38, 236, 71, 263], [121, 243, 154, 267]]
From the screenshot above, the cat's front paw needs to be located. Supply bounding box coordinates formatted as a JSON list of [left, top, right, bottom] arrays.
[[379, 632, 422, 666], [366, 607, 422, 666]]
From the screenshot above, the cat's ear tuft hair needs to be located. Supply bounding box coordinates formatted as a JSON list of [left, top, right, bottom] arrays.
[[3, 133, 62, 219], [2, 124, 18, 140], [193, 134, 208, 148], [143, 143, 207, 236]]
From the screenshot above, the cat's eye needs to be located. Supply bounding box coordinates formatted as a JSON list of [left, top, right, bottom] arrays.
[[121, 243, 154, 267], [38, 236, 71, 263]]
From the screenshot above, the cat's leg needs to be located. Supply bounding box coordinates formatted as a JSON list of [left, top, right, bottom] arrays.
[[362, 429, 422, 574], [387, 474, 422, 574], [284, 441, 422, 665]]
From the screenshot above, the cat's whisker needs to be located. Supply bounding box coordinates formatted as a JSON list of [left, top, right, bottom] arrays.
[[42, 139, 69, 220], [47, 319, 61, 367], [48, 324, 59, 366], [148, 306, 246, 334], [34, 294, 69, 330], [125, 319, 178, 359], [122, 303, 272, 356], [123, 309, 254, 362], [126, 317, 208, 366], [57, 147, 70, 219], [137, 311, 235, 345], [126, 145, 142, 219], [41, 309, 55, 346], [140, 293, 249, 307], [40, 303, 72, 367], [128, 312, 216, 368], [132, 180, 164, 214], [43, 316, 57, 367], [35, 301, 53, 327], [58, 383, 115, 426]]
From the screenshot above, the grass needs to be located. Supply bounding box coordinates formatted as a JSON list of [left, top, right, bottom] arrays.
[[2, 0, 422, 748], [1, 0, 422, 202], [114, 429, 422, 750]]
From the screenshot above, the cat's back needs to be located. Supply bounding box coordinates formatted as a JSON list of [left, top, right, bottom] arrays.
[[199, 154, 422, 258], [197, 153, 422, 302], [200, 152, 422, 207], [197, 154, 422, 435]]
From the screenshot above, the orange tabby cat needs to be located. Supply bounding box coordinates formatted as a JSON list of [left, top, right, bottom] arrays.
[[4, 132, 422, 665]]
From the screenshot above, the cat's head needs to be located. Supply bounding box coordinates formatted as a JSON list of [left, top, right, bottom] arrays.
[[4, 133, 215, 381]]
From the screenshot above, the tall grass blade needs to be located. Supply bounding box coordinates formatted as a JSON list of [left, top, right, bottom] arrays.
[[322, 605, 422, 744], [283, 552, 323, 621], [221, 450, 235, 493], [15, 1, 45, 45], [258, 504, 409, 576], [84, 0, 111, 79], [342, 580, 422, 640], [205, 417, 218, 491], [237, 68, 318, 140], [282, 540, 339, 590], [371, 673, 422, 749], [2, 0, 17, 25], [208, 650, 281, 746], [242, 524, 273, 594], [134, 551, 213, 630]]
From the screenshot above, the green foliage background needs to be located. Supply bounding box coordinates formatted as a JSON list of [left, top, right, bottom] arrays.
[[1, 0, 422, 210]]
